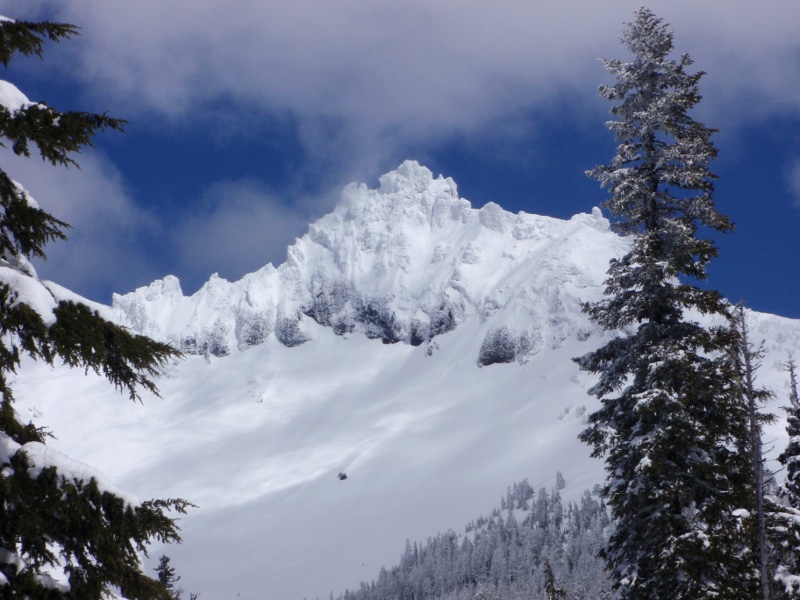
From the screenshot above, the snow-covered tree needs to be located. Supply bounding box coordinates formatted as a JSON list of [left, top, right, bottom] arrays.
[[543, 556, 565, 600], [731, 304, 777, 599], [780, 359, 800, 522], [576, 8, 757, 598], [0, 17, 188, 599], [772, 357, 800, 597]]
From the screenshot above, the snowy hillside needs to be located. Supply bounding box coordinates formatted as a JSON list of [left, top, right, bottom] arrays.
[[12, 162, 800, 599]]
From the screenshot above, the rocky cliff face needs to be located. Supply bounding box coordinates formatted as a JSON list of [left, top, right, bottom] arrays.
[[112, 161, 627, 364]]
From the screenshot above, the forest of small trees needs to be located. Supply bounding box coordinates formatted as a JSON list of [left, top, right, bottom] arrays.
[[337, 476, 612, 600]]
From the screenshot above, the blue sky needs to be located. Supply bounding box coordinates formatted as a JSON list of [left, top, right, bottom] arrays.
[[1, 1, 799, 318]]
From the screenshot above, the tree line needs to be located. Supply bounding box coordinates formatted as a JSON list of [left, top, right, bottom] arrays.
[[337, 476, 613, 600]]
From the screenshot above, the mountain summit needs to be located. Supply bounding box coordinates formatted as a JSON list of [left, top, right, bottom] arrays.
[[113, 161, 625, 365]]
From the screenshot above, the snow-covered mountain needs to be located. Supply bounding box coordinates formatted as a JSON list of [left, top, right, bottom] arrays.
[[13, 162, 800, 599], [111, 161, 622, 365]]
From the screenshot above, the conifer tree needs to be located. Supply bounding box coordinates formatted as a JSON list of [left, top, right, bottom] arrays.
[[0, 17, 188, 599], [543, 556, 566, 600], [731, 303, 777, 599], [780, 358, 800, 520], [771, 357, 800, 597], [155, 555, 183, 600], [576, 8, 757, 598]]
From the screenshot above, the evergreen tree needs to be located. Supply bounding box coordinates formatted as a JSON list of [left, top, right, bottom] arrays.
[[155, 555, 183, 600], [772, 357, 800, 596], [576, 8, 756, 598], [779, 358, 800, 524], [731, 303, 776, 599], [543, 557, 565, 600], [0, 17, 188, 599]]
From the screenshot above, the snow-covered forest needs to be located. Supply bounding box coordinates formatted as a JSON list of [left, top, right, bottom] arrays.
[[337, 476, 612, 600]]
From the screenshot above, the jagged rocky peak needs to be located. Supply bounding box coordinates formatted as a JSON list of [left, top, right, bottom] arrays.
[[112, 161, 624, 363], [341, 159, 467, 228]]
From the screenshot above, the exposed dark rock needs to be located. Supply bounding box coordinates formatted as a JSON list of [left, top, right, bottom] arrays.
[[409, 320, 427, 346], [359, 298, 402, 344], [275, 317, 310, 347], [478, 326, 518, 366], [179, 323, 231, 358], [236, 313, 271, 349]]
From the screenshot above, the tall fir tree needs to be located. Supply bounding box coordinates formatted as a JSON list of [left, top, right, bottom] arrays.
[[731, 303, 777, 599], [576, 8, 757, 598], [771, 357, 800, 597], [0, 17, 188, 599], [779, 358, 800, 526], [154, 555, 183, 600], [543, 556, 566, 600]]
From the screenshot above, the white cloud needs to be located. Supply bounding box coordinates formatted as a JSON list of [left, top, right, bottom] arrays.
[[7, 1, 798, 148], [5, 1, 798, 193], [170, 179, 311, 293], [0, 146, 318, 299], [0, 147, 158, 301], [0, 150, 328, 301]]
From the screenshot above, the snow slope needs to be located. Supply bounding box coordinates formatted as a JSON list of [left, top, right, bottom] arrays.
[[12, 162, 800, 599]]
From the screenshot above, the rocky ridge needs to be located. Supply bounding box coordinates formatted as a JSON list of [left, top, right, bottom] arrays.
[[112, 161, 627, 364]]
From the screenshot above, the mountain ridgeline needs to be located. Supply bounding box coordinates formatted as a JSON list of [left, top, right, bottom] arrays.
[[112, 161, 626, 366]]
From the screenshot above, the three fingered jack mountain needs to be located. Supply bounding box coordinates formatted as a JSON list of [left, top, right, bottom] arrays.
[[16, 162, 800, 599]]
